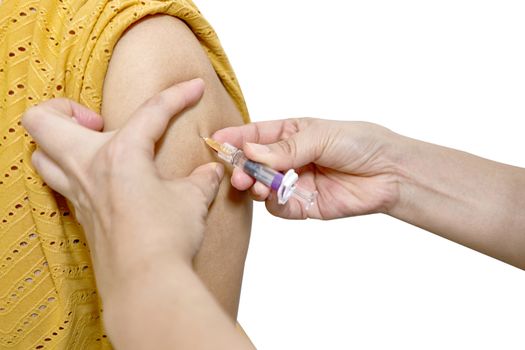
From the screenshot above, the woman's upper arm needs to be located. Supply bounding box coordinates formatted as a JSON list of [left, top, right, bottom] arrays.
[[101, 14, 252, 319]]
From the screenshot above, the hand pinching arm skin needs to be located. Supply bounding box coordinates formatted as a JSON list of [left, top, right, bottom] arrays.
[[23, 80, 255, 349]]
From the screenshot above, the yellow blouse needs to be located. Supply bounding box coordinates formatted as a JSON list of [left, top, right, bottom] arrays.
[[0, 0, 248, 348]]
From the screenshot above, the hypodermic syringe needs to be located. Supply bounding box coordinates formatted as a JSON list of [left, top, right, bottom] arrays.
[[202, 137, 317, 210]]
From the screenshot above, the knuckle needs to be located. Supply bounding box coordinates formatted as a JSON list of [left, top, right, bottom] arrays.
[[275, 138, 297, 157], [104, 138, 131, 168], [189, 182, 207, 201], [143, 91, 186, 119], [300, 117, 315, 126], [145, 92, 169, 109], [281, 118, 302, 138], [288, 117, 302, 128], [293, 117, 317, 133], [145, 91, 183, 113]]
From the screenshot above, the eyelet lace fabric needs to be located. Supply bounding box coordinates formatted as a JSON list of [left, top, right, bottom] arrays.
[[0, 0, 248, 348]]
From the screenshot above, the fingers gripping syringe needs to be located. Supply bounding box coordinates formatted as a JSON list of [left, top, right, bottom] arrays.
[[202, 137, 318, 210]]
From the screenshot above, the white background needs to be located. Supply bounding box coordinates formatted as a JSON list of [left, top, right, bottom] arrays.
[[197, 1, 525, 349]]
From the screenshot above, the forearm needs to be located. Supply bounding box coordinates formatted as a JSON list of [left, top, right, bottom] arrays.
[[388, 134, 525, 269], [103, 257, 254, 350]]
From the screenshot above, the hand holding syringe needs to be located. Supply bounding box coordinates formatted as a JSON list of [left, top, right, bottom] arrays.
[[202, 137, 318, 210]]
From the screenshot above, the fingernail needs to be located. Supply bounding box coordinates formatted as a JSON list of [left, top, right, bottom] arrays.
[[246, 143, 270, 154], [253, 181, 266, 196], [211, 130, 225, 142], [187, 77, 204, 87], [31, 150, 41, 168], [214, 163, 224, 178]]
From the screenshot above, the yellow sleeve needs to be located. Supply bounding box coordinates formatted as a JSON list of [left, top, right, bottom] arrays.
[[0, 0, 248, 348]]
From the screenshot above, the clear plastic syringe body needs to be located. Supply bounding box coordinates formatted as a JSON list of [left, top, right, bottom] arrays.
[[203, 138, 317, 210], [231, 151, 284, 189], [218, 144, 284, 191]]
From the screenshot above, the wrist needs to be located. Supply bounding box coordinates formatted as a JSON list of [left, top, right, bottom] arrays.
[[377, 129, 415, 217], [104, 252, 192, 302], [102, 258, 250, 350], [383, 131, 438, 222], [102, 260, 196, 348]]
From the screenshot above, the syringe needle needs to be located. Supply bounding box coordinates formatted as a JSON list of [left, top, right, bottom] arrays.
[[201, 136, 223, 153], [201, 137, 317, 210]]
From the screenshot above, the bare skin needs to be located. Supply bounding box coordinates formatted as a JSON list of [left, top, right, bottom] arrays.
[[214, 118, 525, 270], [101, 15, 252, 319], [24, 93, 525, 348], [23, 80, 255, 350]]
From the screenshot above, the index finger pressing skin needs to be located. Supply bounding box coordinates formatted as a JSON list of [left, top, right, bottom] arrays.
[[212, 118, 310, 148]]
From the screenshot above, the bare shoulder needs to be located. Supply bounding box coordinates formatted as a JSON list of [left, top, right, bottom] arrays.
[[101, 14, 251, 319], [102, 14, 242, 135]]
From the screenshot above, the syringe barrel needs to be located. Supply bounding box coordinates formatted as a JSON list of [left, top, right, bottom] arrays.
[[232, 151, 284, 190]]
